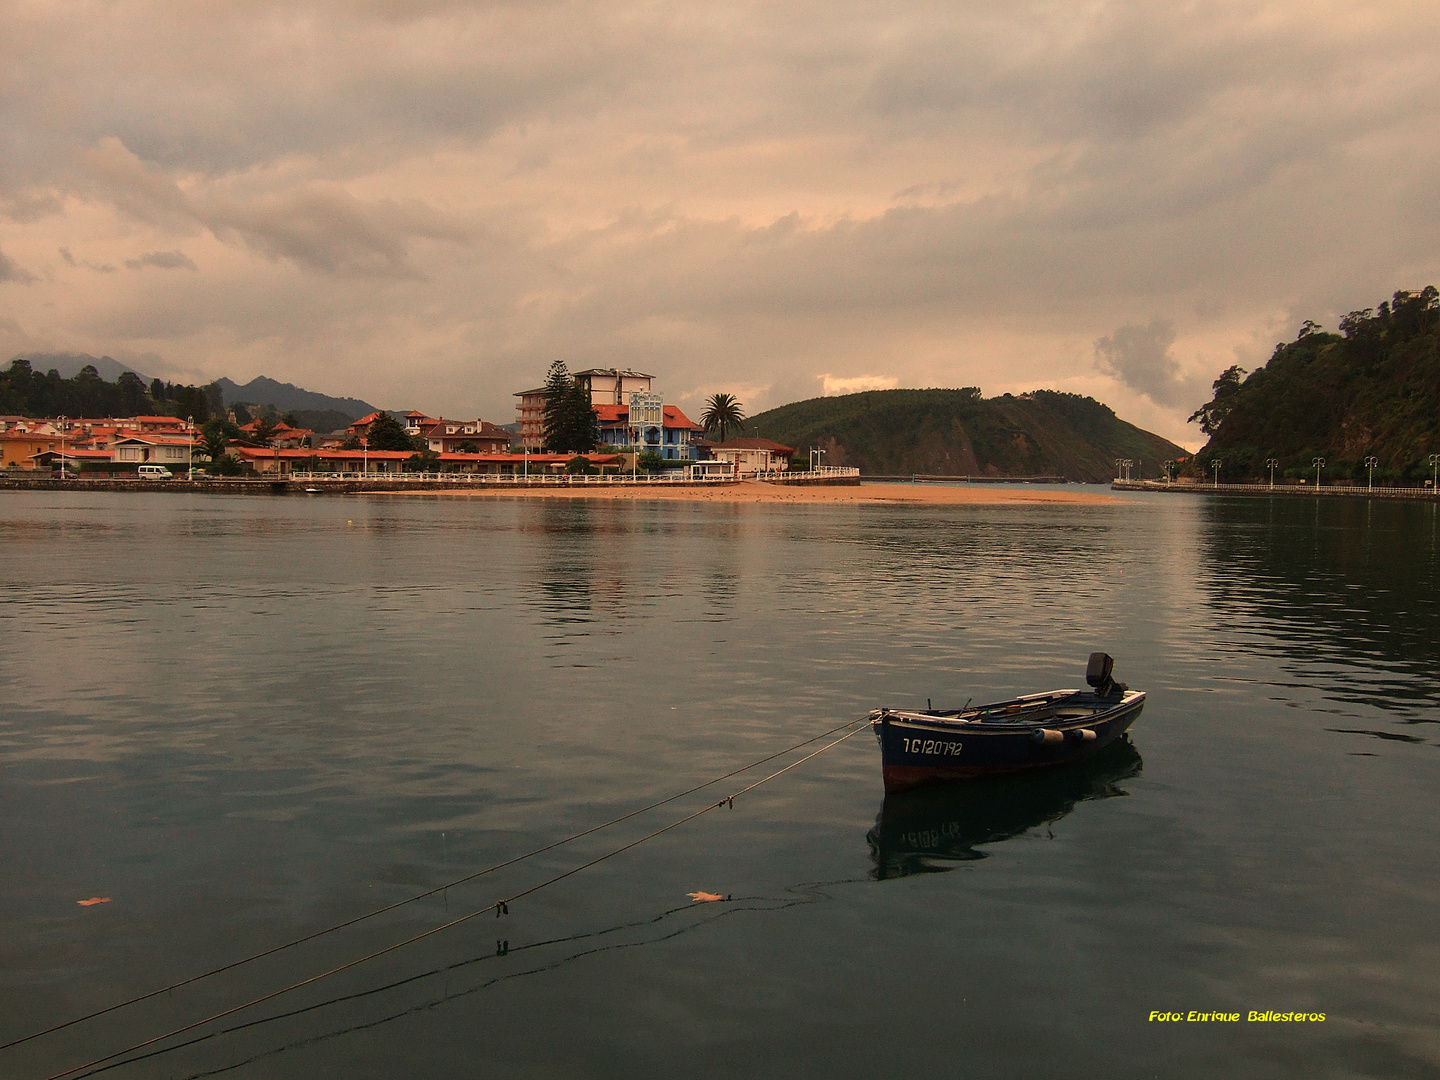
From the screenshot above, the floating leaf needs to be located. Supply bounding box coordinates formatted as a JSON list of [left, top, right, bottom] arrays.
[[687, 891, 724, 903], [77, 897, 112, 907]]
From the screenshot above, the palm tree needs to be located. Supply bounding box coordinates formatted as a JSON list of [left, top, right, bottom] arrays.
[[701, 393, 746, 443]]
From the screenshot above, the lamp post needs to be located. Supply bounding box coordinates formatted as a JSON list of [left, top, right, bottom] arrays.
[[1431, 453, 1439, 494], [1265, 458, 1279, 488], [187, 415, 194, 481], [1115, 458, 1124, 481], [362, 437, 368, 477], [1211, 459, 1221, 488], [57, 415, 66, 480], [1313, 457, 1325, 488], [1365, 455, 1378, 492], [1162, 460, 1174, 484]]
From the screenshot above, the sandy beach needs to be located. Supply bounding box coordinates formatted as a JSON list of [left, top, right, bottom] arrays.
[[381, 480, 1119, 505]]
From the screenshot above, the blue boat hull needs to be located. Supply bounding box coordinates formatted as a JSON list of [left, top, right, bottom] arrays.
[[872, 690, 1146, 793]]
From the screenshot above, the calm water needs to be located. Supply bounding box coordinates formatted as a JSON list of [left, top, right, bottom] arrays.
[[1, 488, 1437, 1078]]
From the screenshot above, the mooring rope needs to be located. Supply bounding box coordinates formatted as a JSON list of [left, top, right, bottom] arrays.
[[1, 714, 869, 1057], [25, 718, 872, 1080]]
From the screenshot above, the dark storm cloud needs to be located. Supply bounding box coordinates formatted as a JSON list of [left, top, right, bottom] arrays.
[[1094, 319, 1206, 407], [78, 137, 468, 278], [0, 245, 36, 284]]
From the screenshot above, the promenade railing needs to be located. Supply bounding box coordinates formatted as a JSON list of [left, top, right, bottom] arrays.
[[755, 466, 861, 481], [1114, 479, 1440, 498], [287, 469, 738, 484]]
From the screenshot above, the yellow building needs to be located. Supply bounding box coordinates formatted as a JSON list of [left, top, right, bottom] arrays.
[[1, 433, 60, 470]]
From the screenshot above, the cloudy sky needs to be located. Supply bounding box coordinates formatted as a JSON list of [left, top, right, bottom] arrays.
[[2, 1, 1437, 447]]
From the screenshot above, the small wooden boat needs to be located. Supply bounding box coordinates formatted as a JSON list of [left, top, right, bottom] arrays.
[[870, 653, 1145, 793]]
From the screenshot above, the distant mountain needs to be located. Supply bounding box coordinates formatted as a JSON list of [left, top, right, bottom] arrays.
[[1188, 286, 1440, 482], [744, 388, 1185, 482], [20, 352, 151, 384], [216, 376, 379, 423]]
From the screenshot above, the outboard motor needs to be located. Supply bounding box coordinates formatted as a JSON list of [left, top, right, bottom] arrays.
[[1086, 652, 1127, 698]]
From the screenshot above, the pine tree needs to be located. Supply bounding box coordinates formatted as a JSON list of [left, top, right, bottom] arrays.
[[541, 360, 599, 452]]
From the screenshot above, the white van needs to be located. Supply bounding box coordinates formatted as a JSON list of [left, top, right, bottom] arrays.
[[137, 465, 174, 480]]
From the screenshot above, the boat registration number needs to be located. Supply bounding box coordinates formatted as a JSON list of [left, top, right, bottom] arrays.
[[902, 736, 962, 757]]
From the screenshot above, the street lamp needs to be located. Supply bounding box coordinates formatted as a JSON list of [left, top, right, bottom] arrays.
[[362, 437, 368, 477], [1365, 455, 1378, 492], [1265, 458, 1279, 488], [1211, 459, 1222, 488], [57, 415, 66, 480], [187, 415, 194, 481], [1313, 457, 1325, 488], [1431, 453, 1440, 494], [1115, 458, 1124, 481]]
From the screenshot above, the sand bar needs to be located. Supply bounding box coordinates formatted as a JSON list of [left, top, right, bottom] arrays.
[[378, 480, 1118, 506]]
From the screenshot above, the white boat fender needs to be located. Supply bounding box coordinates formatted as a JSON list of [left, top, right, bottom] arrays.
[[1032, 728, 1064, 745], [1070, 728, 1098, 742]]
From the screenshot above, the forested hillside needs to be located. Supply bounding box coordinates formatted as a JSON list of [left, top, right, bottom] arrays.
[[0, 358, 220, 421], [1, 359, 377, 434], [746, 388, 1185, 482], [1188, 287, 1440, 481]]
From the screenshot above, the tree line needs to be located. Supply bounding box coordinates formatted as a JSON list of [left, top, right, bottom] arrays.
[[1, 358, 221, 424], [1185, 286, 1440, 482]]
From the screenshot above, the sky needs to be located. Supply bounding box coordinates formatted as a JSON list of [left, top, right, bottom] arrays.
[[2, 1, 1438, 449]]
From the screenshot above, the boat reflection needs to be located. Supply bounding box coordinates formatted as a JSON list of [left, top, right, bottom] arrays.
[[866, 738, 1143, 879]]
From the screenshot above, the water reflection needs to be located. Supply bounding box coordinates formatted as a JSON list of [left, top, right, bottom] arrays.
[[866, 740, 1143, 879], [529, 501, 598, 626], [1197, 497, 1440, 720]]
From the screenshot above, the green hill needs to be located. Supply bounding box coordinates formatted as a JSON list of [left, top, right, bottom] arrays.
[[744, 388, 1185, 482], [1188, 286, 1440, 482]]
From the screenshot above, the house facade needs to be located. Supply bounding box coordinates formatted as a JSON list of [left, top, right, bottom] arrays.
[[593, 401, 703, 460], [412, 417, 511, 454], [111, 436, 194, 469], [2, 432, 60, 469], [708, 437, 796, 476], [574, 368, 654, 406]]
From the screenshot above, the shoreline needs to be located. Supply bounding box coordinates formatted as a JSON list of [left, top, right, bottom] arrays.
[[372, 480, 1120, 506], [1, 477, 1120, 506]]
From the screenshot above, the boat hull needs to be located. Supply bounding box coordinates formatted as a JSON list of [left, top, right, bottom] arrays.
[[873, 691, 1145, 793]]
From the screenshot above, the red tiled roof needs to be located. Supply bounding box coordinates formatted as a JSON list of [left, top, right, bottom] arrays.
[[593, 403, 702, 430], [711, 437, 796, 454], [32, 448, 113, 460], [435, 452, 620, 463], [233, 447, 414, 460], [111, 434, 195, 446]]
